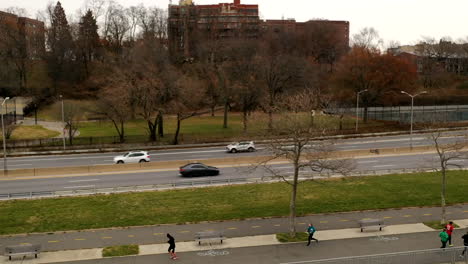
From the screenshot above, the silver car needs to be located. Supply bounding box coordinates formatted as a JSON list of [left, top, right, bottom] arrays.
[[113, 151, 150, 164], [226, 141, 256, 153]]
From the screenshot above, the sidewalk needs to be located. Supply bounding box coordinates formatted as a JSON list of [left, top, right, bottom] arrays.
[[1, 205, 468, 263], [3, 220, 467, 263]]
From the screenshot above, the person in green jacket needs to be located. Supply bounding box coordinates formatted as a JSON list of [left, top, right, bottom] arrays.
[[439, 228, 449, 248]]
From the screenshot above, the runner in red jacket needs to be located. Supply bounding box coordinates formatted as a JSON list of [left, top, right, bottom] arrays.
[[445, 221, 455, 246]]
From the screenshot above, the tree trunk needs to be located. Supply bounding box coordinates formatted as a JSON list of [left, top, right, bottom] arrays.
[[148, 119, 157, 142], [67, 124, 73, 146], [268, 110, 273, 131], [243, 110, 248, 133], [339, 115, 344, 130], [289, 163, 299, 237], [119, 121, 125, 143], [440, 167, 447, 224], [364, 106, 368, 123], [211, 105, 215, 117], [310, 110, 315, 127], [158, 111, 164, 138], [223, 101, 229, 129], [173, 114, 181, 145]]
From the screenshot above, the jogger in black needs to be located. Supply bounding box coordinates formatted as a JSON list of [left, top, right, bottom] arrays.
[[167, 233, 178, 260], [461, 231, 468, 258]]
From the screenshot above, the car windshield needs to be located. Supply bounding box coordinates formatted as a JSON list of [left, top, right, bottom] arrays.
[[123, 153, 130, 157], [231, 142, 239, 145]]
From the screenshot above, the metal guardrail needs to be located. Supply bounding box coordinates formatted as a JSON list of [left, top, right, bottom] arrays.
[[284, 247, 468, 264], [0, 167, 459, 200]]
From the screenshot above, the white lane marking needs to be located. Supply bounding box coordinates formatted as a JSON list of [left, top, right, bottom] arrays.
[[357, 160, 378, 164], [275, 166, 294, 169], [64, 185, 95, 189], [339, 137, 425, 145], [373, 165, 395, 168], [68, 179, 100, 183], [8, 164, 33, 167], [151, 150, 227, 156]]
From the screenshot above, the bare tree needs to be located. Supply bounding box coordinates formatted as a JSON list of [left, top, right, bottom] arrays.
[[257, 112, 354, 237], [171, 74, 208, 145], [259, 54, 305, 130], [61, 101, 83, 145], [428, 130, 468, 224], [352, 27, 383, 50], [96, 67, 132, 143], [103, 3, 129, 54]]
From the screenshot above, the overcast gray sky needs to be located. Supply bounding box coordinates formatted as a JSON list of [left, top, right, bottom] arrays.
[[1, 0, 467, 45]]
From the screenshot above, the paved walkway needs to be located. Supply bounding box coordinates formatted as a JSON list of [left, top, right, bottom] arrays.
[[3, 221, 468, 263], [1, 205, 468, 263]]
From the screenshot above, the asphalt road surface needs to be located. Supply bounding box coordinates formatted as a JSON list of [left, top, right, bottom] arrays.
[[0, 151, 464, 194], [5, 131, 468, 169]]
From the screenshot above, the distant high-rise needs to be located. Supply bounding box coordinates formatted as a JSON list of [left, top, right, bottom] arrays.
[[0, 11, 45, 60], [168, 0, 260, 58], [168, 0, 350, 60]]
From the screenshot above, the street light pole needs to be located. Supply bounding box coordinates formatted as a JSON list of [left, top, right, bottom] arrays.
[[355, 89, 368, 132], [60, 95, 66, 150], [401, 91, 427, 149], [1, 97, 10, 176]]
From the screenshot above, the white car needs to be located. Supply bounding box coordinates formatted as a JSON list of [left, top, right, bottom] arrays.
[[226, 141, 256, 153], [113, 151, 150, 164]]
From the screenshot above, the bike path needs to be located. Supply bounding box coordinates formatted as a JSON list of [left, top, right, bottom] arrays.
[[1, 204, 468, 252]]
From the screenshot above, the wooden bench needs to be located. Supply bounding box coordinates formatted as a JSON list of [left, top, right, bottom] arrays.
[[4, 244, 41, 261], [358, 219, 386, 232], [195, 231, 225, 245]]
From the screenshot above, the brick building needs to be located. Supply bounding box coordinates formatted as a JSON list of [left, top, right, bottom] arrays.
[[0, 11, 45, 60], [168, 0, 260, 58], [168, 0, 350, 60]]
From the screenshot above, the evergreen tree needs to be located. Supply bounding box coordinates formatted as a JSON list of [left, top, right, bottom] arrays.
[[78, 10, 100, 78], [47, 1, 74, 93]]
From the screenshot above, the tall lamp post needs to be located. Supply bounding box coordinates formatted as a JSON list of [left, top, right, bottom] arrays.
[[1, 97, 10, 176], [355, 89, 368, 132], [60, 95, 66, 150], [401, 90, 427, 149]]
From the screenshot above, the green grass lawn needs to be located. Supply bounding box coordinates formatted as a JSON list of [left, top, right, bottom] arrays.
[[30, 99, 387, 142], [277, 232, 309, 242], [76, 113, 382, 138], [9, 126, 60, 140], [102, 245, 139, 257], [0, 171, 466, 235]]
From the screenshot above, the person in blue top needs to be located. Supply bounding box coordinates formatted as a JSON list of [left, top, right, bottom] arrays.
[[306, 223, 319, 246]]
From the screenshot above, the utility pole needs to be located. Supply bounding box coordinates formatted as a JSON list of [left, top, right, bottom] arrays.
[[355, 89, 368, 132], [401, 91, 427, 149], [1, 97, 10, 176]]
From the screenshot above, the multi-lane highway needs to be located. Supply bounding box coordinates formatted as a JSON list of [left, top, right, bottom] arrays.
[[5, 131, 468, 169], [0, 131, 467, 194], [0, 151, 465, 194]]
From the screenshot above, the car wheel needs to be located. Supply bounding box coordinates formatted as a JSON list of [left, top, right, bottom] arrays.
[[248, 147, 255, 152], [231, 148, 237, 153], [139, 159, 147, 163], [117, 160, 124, 164]]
